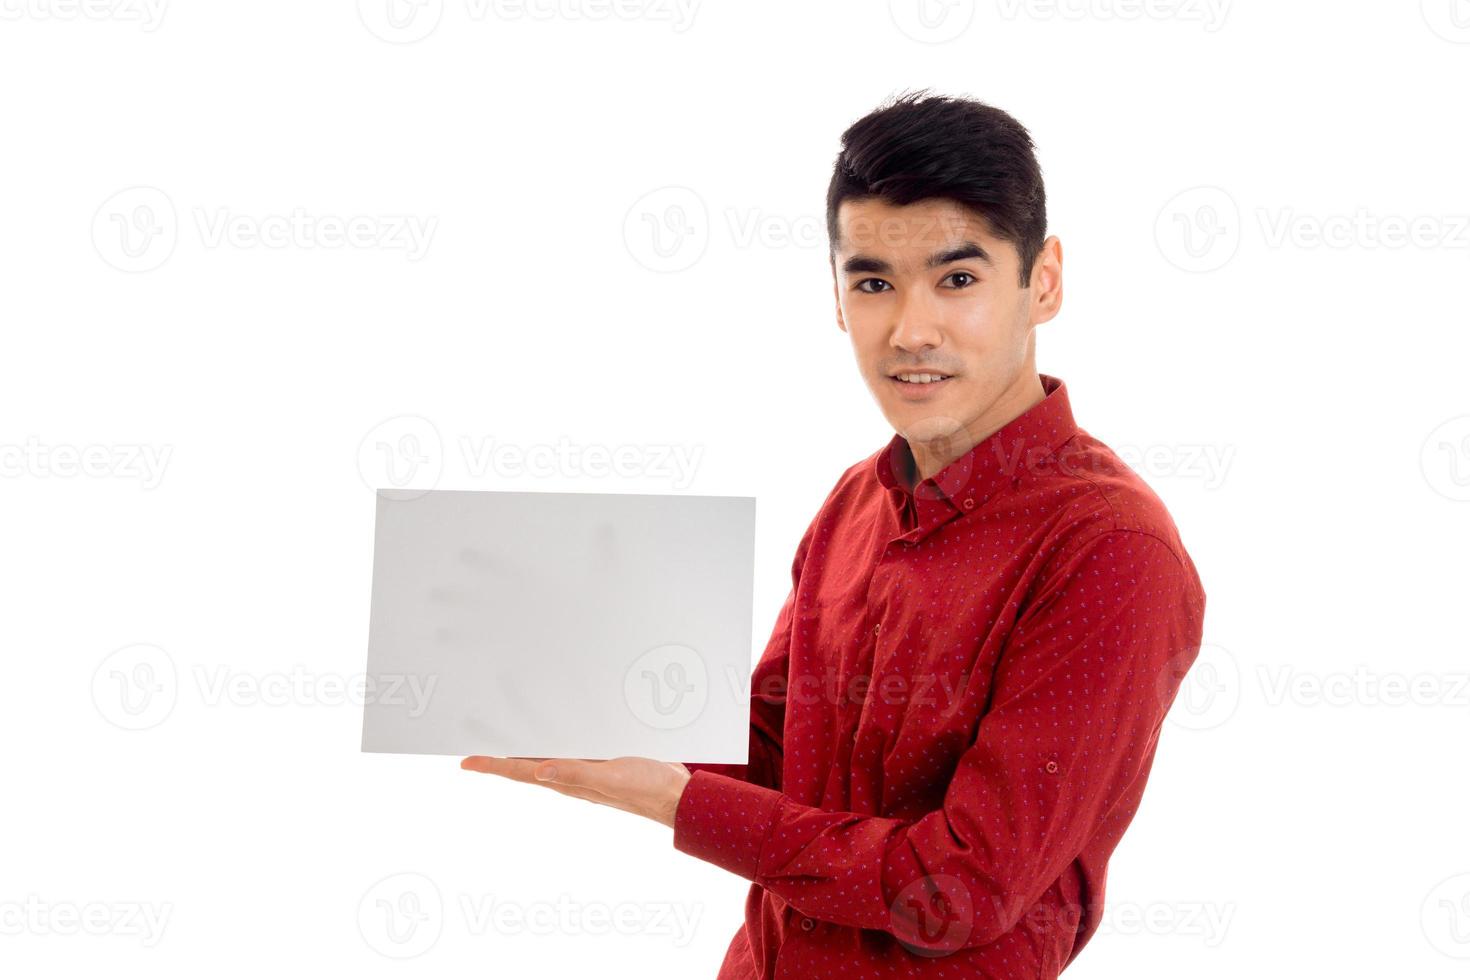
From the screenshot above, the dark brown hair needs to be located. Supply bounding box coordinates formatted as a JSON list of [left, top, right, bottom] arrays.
[[827, 89, 1047, 287]]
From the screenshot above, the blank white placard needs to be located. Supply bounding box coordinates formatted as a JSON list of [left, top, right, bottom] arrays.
[[361, 488, 755, 763]]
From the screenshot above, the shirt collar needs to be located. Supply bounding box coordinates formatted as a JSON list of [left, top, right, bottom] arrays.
[[874, 373, 1078, 542]]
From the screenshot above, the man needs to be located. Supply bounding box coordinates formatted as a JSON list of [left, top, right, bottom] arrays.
[[463, 89, 1207, 978]]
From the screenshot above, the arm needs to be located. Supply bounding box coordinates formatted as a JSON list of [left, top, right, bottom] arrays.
[[672, 528, 1206, 952]]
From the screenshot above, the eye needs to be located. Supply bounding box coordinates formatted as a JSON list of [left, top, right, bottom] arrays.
[[855, 278, 892, 294], [943, 271, 977, 289]]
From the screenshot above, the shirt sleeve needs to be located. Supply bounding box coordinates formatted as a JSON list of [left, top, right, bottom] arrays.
[[679, 508, 822, 792], [672, 527, 1206, 952]]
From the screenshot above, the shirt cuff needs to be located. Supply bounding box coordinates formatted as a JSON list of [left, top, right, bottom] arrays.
[[672, 769, 784, 881]]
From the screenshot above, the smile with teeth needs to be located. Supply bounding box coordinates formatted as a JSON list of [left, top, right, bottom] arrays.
[[894, 373, 951, 384]]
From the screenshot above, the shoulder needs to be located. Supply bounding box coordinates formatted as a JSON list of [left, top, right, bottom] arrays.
[[810, 446, 889, 518], [1028, 429, 1198, 569]]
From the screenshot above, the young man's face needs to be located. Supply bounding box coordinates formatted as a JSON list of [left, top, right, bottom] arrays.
[[831, 197, 1061, 467]]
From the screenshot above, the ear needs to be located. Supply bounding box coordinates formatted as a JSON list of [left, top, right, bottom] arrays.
[[1029, 235, 1064, 326], [831, 257, 848, 334]]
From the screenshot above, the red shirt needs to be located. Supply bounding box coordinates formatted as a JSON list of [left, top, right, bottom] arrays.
[[674, 373, 1206, 978]]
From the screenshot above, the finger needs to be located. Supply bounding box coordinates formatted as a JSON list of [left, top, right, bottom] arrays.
[[460, 756, 547, 783], [470, 762, 632, 811], [462, 756, 598, 788], [532, 758, 623, 793]]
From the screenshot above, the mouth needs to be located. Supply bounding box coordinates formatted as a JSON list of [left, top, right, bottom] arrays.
[[888, 372, 954, 397]]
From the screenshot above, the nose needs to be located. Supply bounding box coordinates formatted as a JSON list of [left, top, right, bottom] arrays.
[[889, 287, 944, 354]]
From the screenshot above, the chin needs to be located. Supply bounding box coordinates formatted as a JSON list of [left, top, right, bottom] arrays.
[[900, 414, 969, 443]]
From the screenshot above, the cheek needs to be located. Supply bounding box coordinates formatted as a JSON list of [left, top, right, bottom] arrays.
[[951, 291, 1001, 328], [840, 308, 886, 354], [950, 296, 1021, 352]]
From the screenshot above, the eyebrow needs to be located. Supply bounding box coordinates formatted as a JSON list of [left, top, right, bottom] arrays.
[[839, 241, 994, 276]]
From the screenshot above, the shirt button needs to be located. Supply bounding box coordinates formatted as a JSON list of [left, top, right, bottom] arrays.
[[1045, 760, 1059, 774], [800, 917, 816, 931], [873, 623, 881, 635], [962, 497, 975, 510]]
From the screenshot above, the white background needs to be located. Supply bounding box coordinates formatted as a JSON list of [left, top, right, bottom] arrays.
[[3, 1, 1468, 976]]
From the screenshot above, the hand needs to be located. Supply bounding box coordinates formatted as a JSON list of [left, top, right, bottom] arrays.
[[460, 755, 692, 829]]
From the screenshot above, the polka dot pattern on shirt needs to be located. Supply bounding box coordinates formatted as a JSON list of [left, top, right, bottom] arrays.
[[678, 374, 1207, 979]]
